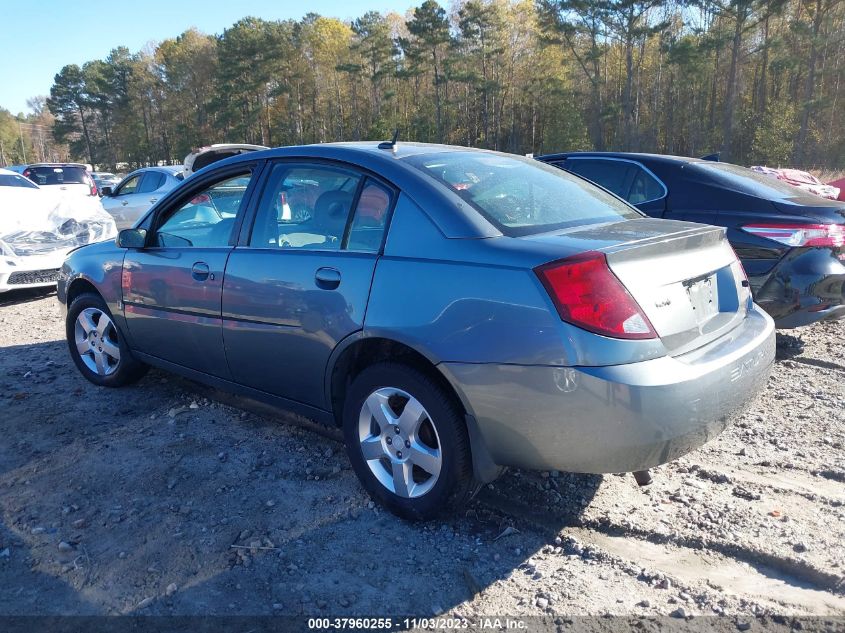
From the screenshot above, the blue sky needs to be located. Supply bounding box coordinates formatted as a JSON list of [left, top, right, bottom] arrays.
[[0, 0, 413, 116]]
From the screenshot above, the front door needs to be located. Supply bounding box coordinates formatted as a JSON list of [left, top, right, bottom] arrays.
[[222, 161, 394, 408], [122, 169, 257, 378]]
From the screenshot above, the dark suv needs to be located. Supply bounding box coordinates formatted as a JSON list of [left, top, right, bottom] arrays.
[[538, 152, 845, 328]]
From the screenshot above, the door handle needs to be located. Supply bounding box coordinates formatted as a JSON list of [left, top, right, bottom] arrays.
[[315, 267, 341, 290], [149, 197, 158, 204], [121, 200, 128, 206], [191, 262, 210, 281]]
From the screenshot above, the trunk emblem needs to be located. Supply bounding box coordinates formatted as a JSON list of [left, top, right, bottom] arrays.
[[654, 297, 672, 308]]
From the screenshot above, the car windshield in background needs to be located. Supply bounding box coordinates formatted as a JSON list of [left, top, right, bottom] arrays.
[[405, 152, 640, 236], [26, 166, 87, 185], [0, 173, 38, 189], [692, 162, 810, 199]]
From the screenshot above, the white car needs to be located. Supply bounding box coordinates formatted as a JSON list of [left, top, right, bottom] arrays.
[[0, 168, 116, 293], [183, 144, 267, 176], [22, 163, 99, 199]]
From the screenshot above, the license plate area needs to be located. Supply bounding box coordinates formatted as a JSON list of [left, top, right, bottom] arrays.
[[684, 274, 718, 323]]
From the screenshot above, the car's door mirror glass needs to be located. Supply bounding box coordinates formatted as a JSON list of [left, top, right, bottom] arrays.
[[250, 164, 361, 250], [101, 186, 113, 196], [153, 172, 253, 248], [116, 228, 147, 248]]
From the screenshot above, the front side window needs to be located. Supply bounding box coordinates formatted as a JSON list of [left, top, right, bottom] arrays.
[[406, 152, 639, 236], [250, 164, 362, 250], [154, 172, 253, 248], [116, 175, 141, 196]]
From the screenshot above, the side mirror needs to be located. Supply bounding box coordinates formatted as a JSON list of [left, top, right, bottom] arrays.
[[116, 228, 147, 249], [101, 186, 113, 196]]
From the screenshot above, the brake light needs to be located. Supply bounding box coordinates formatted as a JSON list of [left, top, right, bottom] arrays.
[[535, 251, 656, 339], [86, 175, 98, 196], [742, 223, 844, 248]]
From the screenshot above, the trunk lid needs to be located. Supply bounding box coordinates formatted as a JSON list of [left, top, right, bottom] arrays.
[[525, 218, 750, 355]]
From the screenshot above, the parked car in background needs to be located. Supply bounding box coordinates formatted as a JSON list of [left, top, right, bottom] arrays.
[[183, 143, 267, 176], [538, 152, 845, 328], [91, 171, 121, 193], [100, 166, 184, 230], [58, 142, 774, 519], [0, 168, 116, 293], [827, 176, 845, 201], [22, 163, 98, 198], [750, 166, 840, 200]]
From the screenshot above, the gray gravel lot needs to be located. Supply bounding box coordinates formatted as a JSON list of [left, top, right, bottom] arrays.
[[0, 288, 843, 622]]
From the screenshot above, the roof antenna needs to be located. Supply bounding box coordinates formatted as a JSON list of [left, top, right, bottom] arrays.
[[378, 129, 399, 153]]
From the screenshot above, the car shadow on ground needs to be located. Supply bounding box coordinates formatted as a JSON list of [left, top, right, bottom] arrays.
[[0, 288, 56, 308], [0, 340, 601, 616]]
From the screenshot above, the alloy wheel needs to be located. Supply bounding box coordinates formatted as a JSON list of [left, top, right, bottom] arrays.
[[357, 387, 442, 498], [74, 307, 121, 376]]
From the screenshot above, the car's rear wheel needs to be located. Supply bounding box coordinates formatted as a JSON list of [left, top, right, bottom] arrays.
[[66, 293, 147, 387], [343, 362, 477, 520]]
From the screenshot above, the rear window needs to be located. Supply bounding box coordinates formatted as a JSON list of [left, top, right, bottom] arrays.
[[25, 165, 87, 186], [691, 162, 806, 199], [0, 173, 38, 189], [405, 152, 640, 236]]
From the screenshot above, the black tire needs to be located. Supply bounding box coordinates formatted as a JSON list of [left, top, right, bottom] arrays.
[[343, 362, 478, 521], [66, 292, 148, 387]]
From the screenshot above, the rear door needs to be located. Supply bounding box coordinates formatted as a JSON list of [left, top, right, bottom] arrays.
[[222, 161, 394, 409], [122, 165, 260, 378]]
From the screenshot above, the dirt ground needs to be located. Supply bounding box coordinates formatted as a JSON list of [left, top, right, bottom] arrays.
[[0, 287, 843, 624]]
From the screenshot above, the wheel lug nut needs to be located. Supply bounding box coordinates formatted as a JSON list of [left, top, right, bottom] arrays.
[[405, 440, 410, 448], [397, 451, 402, 458], [386, 437, 392, 445], [394, 427, 400, 434]]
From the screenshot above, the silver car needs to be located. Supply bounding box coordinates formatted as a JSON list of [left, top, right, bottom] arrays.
[[57, 143, 775, 520], [100, 166, 184, 229]]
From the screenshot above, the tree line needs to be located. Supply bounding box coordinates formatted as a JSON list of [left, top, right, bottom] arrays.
[[16, 0, 845, 170]]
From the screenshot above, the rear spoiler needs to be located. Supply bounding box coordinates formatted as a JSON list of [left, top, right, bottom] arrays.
[[699, 152, 720, 162]]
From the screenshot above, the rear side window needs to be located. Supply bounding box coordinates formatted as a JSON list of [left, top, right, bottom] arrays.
[[406, 152, 639, 236], [250, 164, 362, 250], [25, 165, 87, 185], [347, 179, 392, 252], [138, 172, 165, 193], [565, 159, 636, 198], [628, 168, 665, 204]]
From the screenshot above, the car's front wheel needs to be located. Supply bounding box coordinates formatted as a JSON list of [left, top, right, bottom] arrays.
[[343, 362, 478, 520], [66, 293, 148, 387]]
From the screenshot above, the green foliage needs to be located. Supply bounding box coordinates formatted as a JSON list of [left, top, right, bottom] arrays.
[[31, 0, 845, 169]]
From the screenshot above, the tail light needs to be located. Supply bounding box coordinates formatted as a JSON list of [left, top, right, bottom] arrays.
[[742, 223, 844, 248], [535, 251, 656, 339], [85, 174, 98, 196]]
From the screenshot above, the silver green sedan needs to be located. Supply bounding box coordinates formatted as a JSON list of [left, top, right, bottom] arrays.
[[57, 142, 775, 520]]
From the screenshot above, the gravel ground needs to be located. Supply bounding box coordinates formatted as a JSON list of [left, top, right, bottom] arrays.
[[0, 288, 843, 624]]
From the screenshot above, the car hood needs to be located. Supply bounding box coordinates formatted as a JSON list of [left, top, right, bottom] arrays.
[[0, 188, 117, 257]]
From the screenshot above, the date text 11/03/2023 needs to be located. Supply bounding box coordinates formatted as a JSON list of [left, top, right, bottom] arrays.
[[307, 617, 528, 630]]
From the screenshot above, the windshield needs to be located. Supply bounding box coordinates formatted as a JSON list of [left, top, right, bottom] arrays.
[[692, 162, 809, 199], [0, 173, 39, 189], [25, 165, 88, 186], [405, 151, 640, 236]]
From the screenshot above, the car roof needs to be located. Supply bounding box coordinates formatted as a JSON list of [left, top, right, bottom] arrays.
[[131, 165, 183, 175], [536, 151, 710, 166], [195, 142, 511, 239], [26, 162, 88, 168]]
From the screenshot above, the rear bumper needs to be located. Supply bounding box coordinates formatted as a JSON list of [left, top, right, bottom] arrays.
[[443, 305, 775, 474], [752, 248, 845, 328]]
